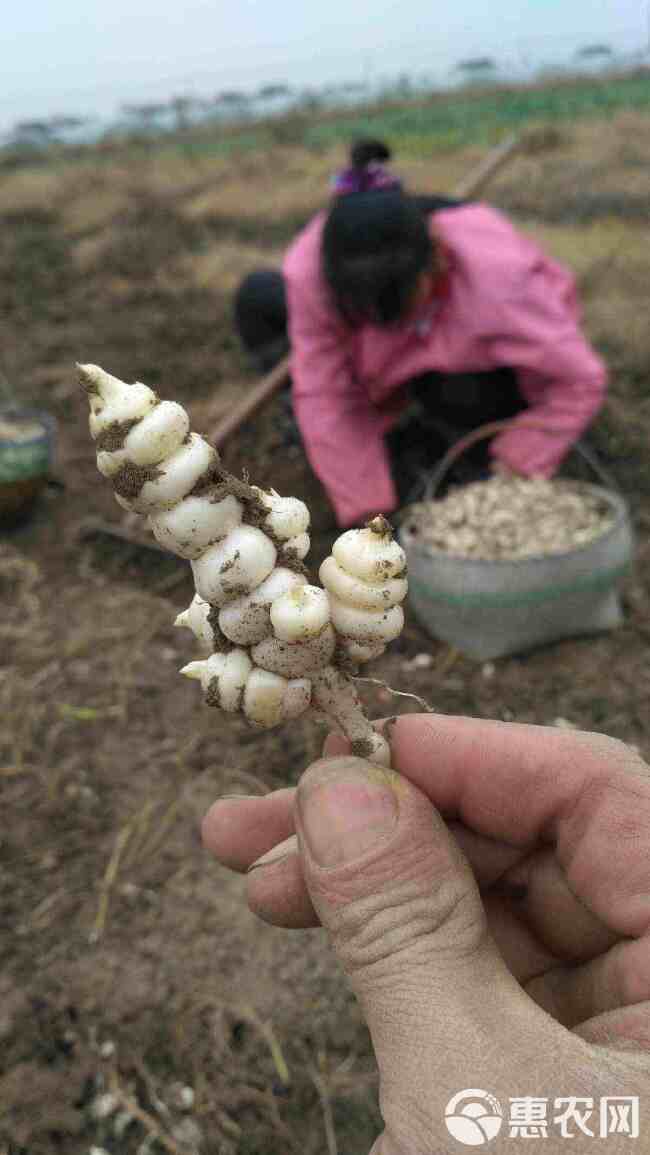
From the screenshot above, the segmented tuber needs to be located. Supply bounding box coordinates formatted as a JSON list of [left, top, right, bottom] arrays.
[[79, 363, 408, 767]]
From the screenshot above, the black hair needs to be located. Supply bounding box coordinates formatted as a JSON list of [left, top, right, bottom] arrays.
[[322, 139, 434, 327], [349, 138, 391, 168]]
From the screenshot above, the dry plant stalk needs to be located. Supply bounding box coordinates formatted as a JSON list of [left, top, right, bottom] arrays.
[[78, 364, 409, 767], [90, 822, 134, 944], [308, 1063, 339, 1155], [406, 474, 615, 560]]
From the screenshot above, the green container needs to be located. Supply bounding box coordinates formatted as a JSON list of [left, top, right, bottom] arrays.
[[399, 485, 634, 660], [0, 407, 57, 522]]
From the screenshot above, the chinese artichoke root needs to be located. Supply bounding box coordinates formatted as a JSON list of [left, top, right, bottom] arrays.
[[78, 363, 408, 767]]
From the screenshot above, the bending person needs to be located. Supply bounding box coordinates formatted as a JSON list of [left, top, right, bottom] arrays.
[[234, 139, 607, 526]]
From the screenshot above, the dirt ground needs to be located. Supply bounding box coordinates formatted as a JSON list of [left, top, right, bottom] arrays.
[[1, 111, 650, 1154]]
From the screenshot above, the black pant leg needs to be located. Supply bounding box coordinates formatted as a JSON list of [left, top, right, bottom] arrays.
[[233, 269, 289, 373], [233, 269, 301, 447], [413, 368, 523, 436], [387, 368, 525, 504]]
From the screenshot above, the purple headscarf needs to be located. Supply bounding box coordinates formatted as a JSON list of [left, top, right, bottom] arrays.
[[331, 160, 403, 196]]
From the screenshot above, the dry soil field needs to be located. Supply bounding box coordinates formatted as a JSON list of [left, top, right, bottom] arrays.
[[1, 107, 650, 1154]]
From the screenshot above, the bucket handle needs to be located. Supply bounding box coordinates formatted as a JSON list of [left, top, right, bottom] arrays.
[[422, 418, 619, 502]]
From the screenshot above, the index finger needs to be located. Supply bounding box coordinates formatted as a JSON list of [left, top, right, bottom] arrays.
[[383, 714, 650, 939]]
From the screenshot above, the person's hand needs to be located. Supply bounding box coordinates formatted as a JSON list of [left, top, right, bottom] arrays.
[[202, 716, 650, 1153]]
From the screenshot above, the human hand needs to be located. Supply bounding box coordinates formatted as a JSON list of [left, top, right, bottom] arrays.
[[203, 716, 650, 1153]]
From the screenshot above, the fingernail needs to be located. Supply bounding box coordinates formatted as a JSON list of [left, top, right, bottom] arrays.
[[298, 760, 398, 867], [248, 834, 298, 873]]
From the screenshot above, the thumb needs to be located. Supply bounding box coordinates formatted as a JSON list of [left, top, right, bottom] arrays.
[[294, 755, 491, 980], [294, 756, 543, 1135]]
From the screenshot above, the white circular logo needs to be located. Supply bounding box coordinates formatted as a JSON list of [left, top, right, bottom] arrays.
[[445, 1089, 503, 1146]]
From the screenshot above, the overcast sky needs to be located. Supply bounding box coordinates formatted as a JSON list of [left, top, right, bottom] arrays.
[[2, 0, 647, 131]]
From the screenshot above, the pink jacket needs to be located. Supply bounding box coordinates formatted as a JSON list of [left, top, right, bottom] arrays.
[[283, 203, 607, 527]]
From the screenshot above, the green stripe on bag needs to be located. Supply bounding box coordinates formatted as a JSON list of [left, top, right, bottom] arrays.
[[408, 564, 630, 609]]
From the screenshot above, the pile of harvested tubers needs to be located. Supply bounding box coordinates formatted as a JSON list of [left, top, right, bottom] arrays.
[[404, 474, 615, 561]]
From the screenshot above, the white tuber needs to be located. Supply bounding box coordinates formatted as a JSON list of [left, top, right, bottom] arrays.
[[251, 628, 337, 679], [320, 554, 407, 611], [117, 433, 217, 514], [320, 517, 407, 664], [182, 649, 253, 712], [270, 585, 330, 642], [244, 669, 312, 728], [254, 488, 310, 540], [151, 493, 243, 560], [191, 524, 277, 605], [218, 568, 308, 647], [96, 400, 189, 477], [283, 532, 310, 561], [174, 595, 214, 653], [329, 598, 404, 644], [86, 368, 157, 437], [333, 522, 406, 581], [79, 363, 409, 767], [345, 640, 387, 663], [181, 652, 311, 724]]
